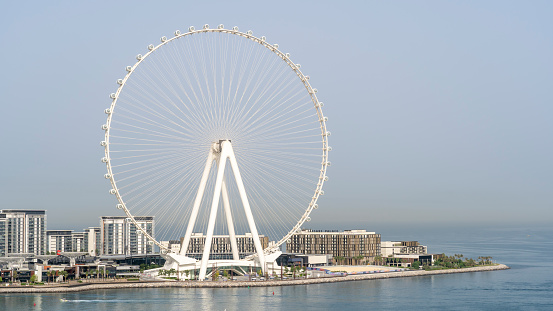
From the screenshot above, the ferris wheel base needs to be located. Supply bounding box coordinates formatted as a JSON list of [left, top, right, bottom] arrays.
[[146, 251, 282, 281]]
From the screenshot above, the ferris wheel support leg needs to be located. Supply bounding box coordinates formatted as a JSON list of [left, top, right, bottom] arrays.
[[222, 179, 240, 261], [198, 149, 229, 281], [223, 141, 266, 272], [180, 148, 215, 256]]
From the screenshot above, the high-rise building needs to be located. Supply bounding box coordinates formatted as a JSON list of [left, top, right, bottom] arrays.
[[100, 216, 154, 255], [161, 233, 270, 260], [287, 229, 381, 265], [84, 227, 101, 256], [46, 230, 73, 253], [0, 210, 46, 256]]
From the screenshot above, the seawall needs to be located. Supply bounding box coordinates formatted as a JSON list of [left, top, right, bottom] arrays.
[[0, 264, 509, 293]]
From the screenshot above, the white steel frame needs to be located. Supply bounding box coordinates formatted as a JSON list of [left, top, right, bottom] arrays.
[[101, 24, 330, 276], [180, 140, 266, 280]]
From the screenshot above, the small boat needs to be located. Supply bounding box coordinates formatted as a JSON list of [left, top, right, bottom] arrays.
[[60, 298, 68, 302]]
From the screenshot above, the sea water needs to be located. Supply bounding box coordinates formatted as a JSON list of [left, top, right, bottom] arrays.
[[2, 225, 552, 310]]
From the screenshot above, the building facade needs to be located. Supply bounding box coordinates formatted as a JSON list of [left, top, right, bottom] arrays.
[[100, 216, 154, 255], [71, 232, 85, 252], [84, 227, 101, 256], [160, 233, 270, 260], [381, 241, 428, 257], [287, 229, 381, 265], [0, 210, 46, 256], [46, 230, 73, 253]]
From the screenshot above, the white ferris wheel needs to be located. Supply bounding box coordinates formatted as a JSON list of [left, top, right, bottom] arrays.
[[101, 24, 330, 279]]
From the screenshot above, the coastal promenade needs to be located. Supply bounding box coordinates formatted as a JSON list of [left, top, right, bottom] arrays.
[[0, 264, 509, 293]]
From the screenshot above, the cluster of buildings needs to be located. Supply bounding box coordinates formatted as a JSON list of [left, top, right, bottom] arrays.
[[1, 209, 433, 273], [0, 210, 154, 257]]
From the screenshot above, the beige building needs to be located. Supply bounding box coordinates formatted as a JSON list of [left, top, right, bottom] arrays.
[[287, 229, 381, 265], [161, 233, 269, 260]]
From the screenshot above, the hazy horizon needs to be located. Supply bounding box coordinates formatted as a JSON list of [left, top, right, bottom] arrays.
[[1, 1, 551, 234]]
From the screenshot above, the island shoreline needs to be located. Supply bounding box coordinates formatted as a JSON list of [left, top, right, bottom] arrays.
[[0, 264, 509, 293]]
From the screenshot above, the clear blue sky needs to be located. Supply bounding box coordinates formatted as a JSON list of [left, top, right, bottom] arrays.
[[1, 0, 551, 232]]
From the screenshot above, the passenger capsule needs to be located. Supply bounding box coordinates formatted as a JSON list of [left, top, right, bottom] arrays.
[[101, 157, 108, 163], [319, 102, 324, 107], [174, 30, 181, 36], [325, 131, 331, 136], [312, 88, 318, 93], [104, 108, 111, 114], [109, 93, 116, 99], [189, 26, 195, 32], [104, 174, 111, 179], [126, 66, 132, 72], [218, 24, 224, 29], [296, 64, 301, 68], [100, 141, 107, 146], [203, 24, 209, 29], [109, 189, 117, 195], [287, 239, 291, 243], [232, 26, 239, 31], [319, 190, 325, 195], [116, 204, 123, 209], [322, 116, 328, 122], [306, 217, 311, 222], [148, 44, 154, 51], [326, 162, 331, 166], [313, 204, 318, 209], [285, 53, 290, 58], [273, 44, 279, 49], [101, 124, 108, 130], [247, 30, 252, 35], [160, 36, 167, 42], [116, 79, 123, 85], [324, 176, 329, 181], [136, 54, 142, 60], [304, 75, 310, 80], [261, 36, 266, 41]]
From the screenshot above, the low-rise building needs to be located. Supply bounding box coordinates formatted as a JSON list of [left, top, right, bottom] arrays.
[[287, 229, 381, 265], [381, 241, 427, 257], [161, 233, 270, 260]]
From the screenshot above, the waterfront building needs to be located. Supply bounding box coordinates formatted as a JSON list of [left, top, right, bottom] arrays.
[[161, 233, 270, 260], [71, 232, 86, 252], [0, 210, 46, 256], [84, 227, 101, 256], [100, 216, 154, 255], [286, 229, 381, 265], [381, 241, 428, 257], [46, 230, 73, 253]]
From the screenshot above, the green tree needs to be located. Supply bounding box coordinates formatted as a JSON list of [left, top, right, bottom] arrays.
[[168, 268, 176, 277], [412, 261, 421, 269]]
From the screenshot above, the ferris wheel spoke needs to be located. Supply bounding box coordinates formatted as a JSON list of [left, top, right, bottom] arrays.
[[104, 27, 329, 254]]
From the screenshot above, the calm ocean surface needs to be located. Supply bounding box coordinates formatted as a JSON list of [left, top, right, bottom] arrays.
[[2, 225, 552, 310]]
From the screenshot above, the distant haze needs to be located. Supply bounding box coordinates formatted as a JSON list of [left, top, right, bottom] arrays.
[[1, 1, 551, 232]]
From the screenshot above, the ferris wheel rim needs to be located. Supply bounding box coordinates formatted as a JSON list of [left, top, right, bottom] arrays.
[[101, 25, 330, 253]]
